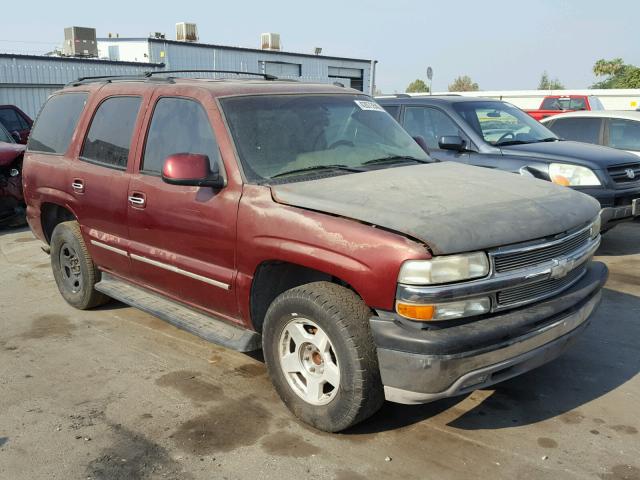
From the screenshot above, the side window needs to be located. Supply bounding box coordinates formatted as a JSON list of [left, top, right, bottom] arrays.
[[0, 108, 25, 131], [27, 93, 88, 154], [404, 107, 459, 149], [142, 98, 220, 174], [608, 119, 640, 151], [548, 118, 601, 144], [382, 105, 400, 120], [81, 96, 141, 169]]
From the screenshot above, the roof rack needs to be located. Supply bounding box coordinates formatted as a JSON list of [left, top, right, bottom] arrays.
[[67, 69, 277, 87], [145, 69, 278, 80]]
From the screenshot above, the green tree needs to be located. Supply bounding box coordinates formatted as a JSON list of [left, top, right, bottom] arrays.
[[538, 71, 564, 90], [405, 79, 429, 93], [448, 75, 479, 92], [592, 58, 640, 88]]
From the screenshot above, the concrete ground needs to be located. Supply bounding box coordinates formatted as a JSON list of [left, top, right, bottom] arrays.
[[0, 223, 638, 480]]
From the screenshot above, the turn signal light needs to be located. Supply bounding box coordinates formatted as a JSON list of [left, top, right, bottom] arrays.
[[396, 303, 435, 321], [551, 175, 571, 186]]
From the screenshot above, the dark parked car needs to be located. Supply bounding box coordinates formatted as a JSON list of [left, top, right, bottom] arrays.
[[0, 105, 33, 144], [377, 95, 640, 229], [24, 74, 606, 432], [0, 123, 26, 227]]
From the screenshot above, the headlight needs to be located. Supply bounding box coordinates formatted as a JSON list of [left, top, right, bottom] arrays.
[[549, 163, 601, 186], [398, 252, 490, 285], [396, 297, 491, 321], [590, 214, 601, 239]]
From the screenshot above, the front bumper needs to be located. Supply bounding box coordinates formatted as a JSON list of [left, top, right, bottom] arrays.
[[577, 184, 640, 227], [370, 261, 608, 404]]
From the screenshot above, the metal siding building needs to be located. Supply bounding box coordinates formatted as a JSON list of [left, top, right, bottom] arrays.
[[0, 54, 164, 118], [100, 38, 373, 91], [0, 39, 374, 120]]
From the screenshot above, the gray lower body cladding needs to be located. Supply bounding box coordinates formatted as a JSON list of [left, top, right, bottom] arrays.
[[370, 261, 608, 404]]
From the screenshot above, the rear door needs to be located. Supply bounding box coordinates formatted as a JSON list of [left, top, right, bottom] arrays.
[[401, 106, 470, 163], [126, 90, 241, 321], [70, 89, 149, 277]]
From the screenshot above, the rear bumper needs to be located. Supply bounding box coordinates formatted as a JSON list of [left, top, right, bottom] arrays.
[[370, 262, 608, 404]]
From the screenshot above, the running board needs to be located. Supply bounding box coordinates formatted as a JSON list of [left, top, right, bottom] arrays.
[[95, 272, 261, 352]]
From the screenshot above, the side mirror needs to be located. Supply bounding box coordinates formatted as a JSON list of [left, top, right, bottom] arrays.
[[438, 135, 466, 152], [412, 136, 430, 153], [161, 153, 225, 188], [10, 131, 21, 143]]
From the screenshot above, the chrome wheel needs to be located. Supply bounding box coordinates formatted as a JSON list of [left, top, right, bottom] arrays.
[[58, 242, 83, 294], [278, 318, 340, 406]]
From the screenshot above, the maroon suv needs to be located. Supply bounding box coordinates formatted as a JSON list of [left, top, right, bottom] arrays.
[[23, 73, 607, 432]]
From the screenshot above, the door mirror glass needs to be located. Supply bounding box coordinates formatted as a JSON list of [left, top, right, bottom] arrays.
[[161, 153, 224, 188], [438, 135, 465, 151]]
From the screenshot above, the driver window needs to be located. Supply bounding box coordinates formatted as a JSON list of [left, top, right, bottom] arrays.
[[142, 97, 221, 174], [404, 107, 459, 149]]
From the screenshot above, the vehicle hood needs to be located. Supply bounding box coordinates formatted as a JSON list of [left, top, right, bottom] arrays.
[[270, 163, 599, 255], [0, 142, 25, 167], [500, 140, 638, 169]]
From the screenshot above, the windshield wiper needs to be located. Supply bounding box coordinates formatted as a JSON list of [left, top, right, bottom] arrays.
[[362, 155, 430, 166], [538, 137, 560, 142], [495, 139, 530, 146], [270, 164, 363, 179]]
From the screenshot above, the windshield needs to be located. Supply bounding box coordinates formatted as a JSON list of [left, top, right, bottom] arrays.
[[221, 94, 430, 182], [453, 101, 558, 146], [0, 125, 14, 144]]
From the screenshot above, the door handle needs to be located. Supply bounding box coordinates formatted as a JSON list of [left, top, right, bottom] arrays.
[[128, 192, 146, 208], [71, 179, 84, 193]]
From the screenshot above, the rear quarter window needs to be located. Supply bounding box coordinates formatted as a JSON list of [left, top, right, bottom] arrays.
[[27, 93, 88, 154]]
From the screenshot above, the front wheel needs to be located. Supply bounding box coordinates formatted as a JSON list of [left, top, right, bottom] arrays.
[[262, 282, 384, 432]]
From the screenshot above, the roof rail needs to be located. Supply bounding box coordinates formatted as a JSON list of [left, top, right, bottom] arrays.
[[145, 69, 278, 80], [66, 69, 277, 87]]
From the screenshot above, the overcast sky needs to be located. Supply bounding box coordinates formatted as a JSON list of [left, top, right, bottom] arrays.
[[1, 0, 639, 93]]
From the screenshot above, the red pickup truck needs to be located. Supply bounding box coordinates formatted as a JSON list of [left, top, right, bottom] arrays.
[[526, 95, 604, 121], [22, 73, 606, 432]]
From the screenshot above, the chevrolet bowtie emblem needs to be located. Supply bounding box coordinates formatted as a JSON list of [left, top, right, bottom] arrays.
[[550, 258, 573, 279]]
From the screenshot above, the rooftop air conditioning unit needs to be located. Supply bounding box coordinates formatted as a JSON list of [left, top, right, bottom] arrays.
[[63, 26, 98, 57], [261, 33, 281, 51], [176, 22, 198, 42]]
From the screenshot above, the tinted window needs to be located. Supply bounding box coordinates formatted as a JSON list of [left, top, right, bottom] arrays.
[[0, 125, 14, 143], [81, 96, 141, 168], [143, 98, 220, 174], [589, 97, 605, 111], [541, 97, 588, 111], [0, 108, 27, 131], [403, 107, 460, 149], [548, 118, 602, 144], [382, 105, 400, 120], [608, 118, 640, 151], [27, 93, 87, 154]]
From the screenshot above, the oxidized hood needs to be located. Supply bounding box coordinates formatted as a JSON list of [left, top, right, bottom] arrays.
[[270, 163, 600, 255], [0, 142, 25, 167]]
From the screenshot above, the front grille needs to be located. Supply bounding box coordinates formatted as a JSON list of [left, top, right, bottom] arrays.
[[497, 266, 585, 307], [493, 229, 590, 273], [608, 163, 640, 185]]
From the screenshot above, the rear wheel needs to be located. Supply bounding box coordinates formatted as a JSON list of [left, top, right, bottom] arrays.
[[262, 282, 384, 432], [50, 221, 109, 310]]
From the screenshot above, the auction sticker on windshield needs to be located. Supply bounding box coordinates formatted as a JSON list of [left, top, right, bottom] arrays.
[[355, 100, 386, 112]]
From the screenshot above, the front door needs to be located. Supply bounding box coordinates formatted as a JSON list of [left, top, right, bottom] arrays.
[[126, 93, 241, 321]]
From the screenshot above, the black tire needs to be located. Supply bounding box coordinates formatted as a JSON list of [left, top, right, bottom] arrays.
[[262, 281, 384, 432], [50, 221, 109, 310]]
